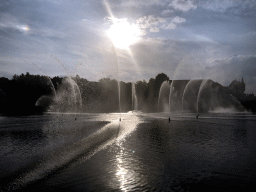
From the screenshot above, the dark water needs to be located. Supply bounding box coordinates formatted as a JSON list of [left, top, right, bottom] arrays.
[[1, 112, 256, 191]]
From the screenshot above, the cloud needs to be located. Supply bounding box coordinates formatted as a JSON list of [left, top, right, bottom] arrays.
[[140, 37, 166, 45], [150, 27, 160, 32], [204, 55, 256, 93], [161, 9, 174, 15], [169, 0, 197, 12], [136, 15, 187, 32], [1, 0, 254, 91], [194, 35, 215, 43], [0, 13, 30, 33], [223, 31, 256, 56], [163, 22, 177, 29], [197, 0, 256, 13], [198, 0, 234, 11], [136, 15, 168, 33], [136, 15, 167, 29], [160, 16, 186, 30], [171, 16, 186, 23], [109, 0, 169, 7], [172, 53, 256, 94], [123, 37, 216, 81], [0, 13, 65, 39]]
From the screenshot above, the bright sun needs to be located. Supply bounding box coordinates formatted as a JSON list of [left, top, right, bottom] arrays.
[[107, 19, 141, 49]]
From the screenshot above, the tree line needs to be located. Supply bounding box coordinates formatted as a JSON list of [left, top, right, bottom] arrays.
[[0, 72, 170, 115], [0, 72, 256, 115]]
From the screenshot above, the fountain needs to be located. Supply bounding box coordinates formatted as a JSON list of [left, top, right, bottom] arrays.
[[34, 53, 84, 113], [158, 81, 170, 112], [182, 79, 203, 113], [132, 82, 138, 111], [36, 77, 82, 113], [35, 95, 56, 111], [73, 80, 82, 112], [196, 79, 210, 113], [52, 77, 82, 112], [156, 79, 246, 113], [113, 46, 121, 115], [197, 79, 245, 113], [169, 80, 189, 111], [35, 76, 57, 111]]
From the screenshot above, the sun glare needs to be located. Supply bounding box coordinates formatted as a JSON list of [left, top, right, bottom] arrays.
[[107, 19, 141, 49]]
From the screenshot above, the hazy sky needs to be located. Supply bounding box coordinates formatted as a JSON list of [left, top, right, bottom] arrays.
[[0, 0, 255, 92]]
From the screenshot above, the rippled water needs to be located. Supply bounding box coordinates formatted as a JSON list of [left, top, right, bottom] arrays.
[[1, 112, 256, 191]]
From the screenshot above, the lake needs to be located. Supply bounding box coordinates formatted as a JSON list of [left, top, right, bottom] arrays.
[[1, 112, 256, 191]]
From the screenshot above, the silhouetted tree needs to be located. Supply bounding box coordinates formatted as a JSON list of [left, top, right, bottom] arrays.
[[1, 71, 256, 115], [51, 76, 63, 90], [155, 73, 169, 94]]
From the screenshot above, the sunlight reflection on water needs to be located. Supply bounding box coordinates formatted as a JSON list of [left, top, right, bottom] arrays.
[[1, 112, 256, 191]]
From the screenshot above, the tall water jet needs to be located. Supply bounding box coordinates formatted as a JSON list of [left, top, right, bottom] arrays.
[[110, 43, 122, 114], [118, 81, 121, 113], [169, 80, 189, 111], [49, 79, 57, 98], [33, 56, 83, 113], [197, 79, 245, 113], [196, 79, 207, 114], [50, 54, 84, 112], [35, 76, 57, 111], [35, 95, 57, 111], [73, 81, 82, 112], [50, 77, 82, 112], [158, 81, 170, 112], [169, 81, 173, 112], [132, 82, 138, 111], [182, 79, 203, 113]]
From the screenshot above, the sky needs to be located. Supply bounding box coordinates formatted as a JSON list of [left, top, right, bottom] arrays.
[[0, 0, 255, 93]]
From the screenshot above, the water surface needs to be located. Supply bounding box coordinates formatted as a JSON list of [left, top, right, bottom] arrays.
[[1, 112, 256, 191]]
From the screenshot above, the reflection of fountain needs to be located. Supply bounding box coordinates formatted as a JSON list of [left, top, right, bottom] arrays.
[[157, 79, 245, 113], [158, 81, 170, 112], [132, 82, 138, 111]]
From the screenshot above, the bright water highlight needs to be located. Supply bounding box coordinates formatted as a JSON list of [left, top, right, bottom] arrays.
[[1, 112, 256, 191]]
